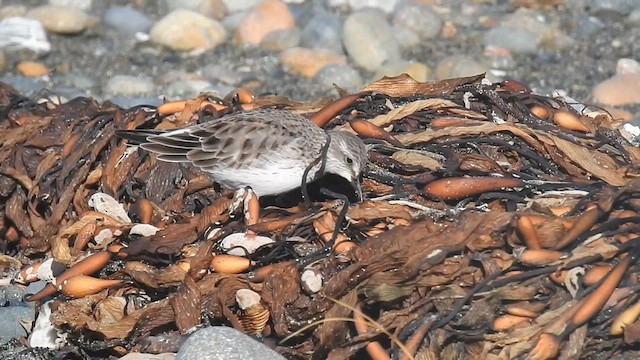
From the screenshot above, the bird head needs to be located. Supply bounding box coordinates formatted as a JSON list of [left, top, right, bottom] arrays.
[[324, 131, 368, 200]]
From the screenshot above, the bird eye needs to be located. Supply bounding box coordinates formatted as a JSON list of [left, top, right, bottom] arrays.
[[346, 157, 354, 165]]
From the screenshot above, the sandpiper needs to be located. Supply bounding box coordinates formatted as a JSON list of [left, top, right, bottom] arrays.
[[116, 108, 368, 199]]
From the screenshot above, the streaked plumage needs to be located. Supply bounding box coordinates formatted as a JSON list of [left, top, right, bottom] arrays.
[[116, 109, 367, 197]]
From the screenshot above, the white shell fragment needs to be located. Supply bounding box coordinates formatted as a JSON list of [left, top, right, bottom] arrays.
[[129, 223, 160, 237], [221, 232, 274, 256], [236, 289, 262, 310], [301, 268, 323, 294], [29, 300, 67, 349], [88, 192, 132, 223], [0, 17, 51, 53]]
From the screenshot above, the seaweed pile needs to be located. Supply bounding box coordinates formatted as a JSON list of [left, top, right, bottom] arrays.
[[1, 74, 640, 359]]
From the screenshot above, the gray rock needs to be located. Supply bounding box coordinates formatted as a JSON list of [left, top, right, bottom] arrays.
[[627, 8, 640, 25], [176, 326, 285, 360], [587, 0, 637, 17], [314, 63, 363, 92], [105, 75, 155, 96], [260, 28, 301, 51], [48, 0, 92, 11], [0, 75, 46, 93], [0, 284, 37, 344], [391, 26, 420, 49], [348, 0, 399, 13], [222, 0, 261, 13], [120, 353, 176, 360], [300, 10, 343, 53], [165, 79, 213, 97], [107, 97, 163, 108], [104, 6, 153, 34], [393, 3, 442, 39], [484, 26, 538, 54], [163, 0, 205, 11], [343, 9, 401, 71]]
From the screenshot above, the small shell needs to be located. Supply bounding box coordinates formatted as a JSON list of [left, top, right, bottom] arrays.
[[58, 275, 122, 298], [129, 223, 160, 237], [301, 268, 323, 294], [88, 192, 131, 224], [236, 289, 269, 336], [236, 289, 261, 310], [220, 232, 274, 256]]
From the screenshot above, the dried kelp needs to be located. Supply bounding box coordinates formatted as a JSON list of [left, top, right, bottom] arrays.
[[2, 74, 640, 360]]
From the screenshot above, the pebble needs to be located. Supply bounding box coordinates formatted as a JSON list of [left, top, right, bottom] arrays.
[[176, 326, 285, 360], [391, 26, 421, 49], [616, 58, 640, 75], [435, 55, 491, 80], [342, 9, 401, 71], [483, 26, 538, 54], [120, 353, 176, 360], [150, 9, 227, 51], [0, 5, 28, 19], [49, 0, 93, 11], [592, 73, 640, 106], [107, 97, 164, 108], [222, 0, 262, 13], [235, 0, 295, 45], [198, 0, 227, 20], [200, 64, 244, 85], [373, 60, 431, 83], [628, 8, 640, 25], [103, 6, 153, 35], [280, 47, 346, 78], [27, 5, 89, 35], [299, 10, 343, 53], [0, 75, 46, 93], [0, 283, 40, 344], [0, 17, 51, 53], [314, 63, 363, 92], [348, 0, 399, 14], [165, 79, 214, 98], [16, 61, 49, 77], [105, 75, 155, 96], [259, 28, 301, 51], [392, 3, 442, 39]]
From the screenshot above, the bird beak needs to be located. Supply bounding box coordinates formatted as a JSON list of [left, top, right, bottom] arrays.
[[353, 178, 363, 202]]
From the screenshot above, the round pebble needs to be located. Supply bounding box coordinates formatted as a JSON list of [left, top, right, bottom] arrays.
[[260, 28, 301, 51], [348, 0, 399, 14], [392, 3, 442, 39], [280, 47, 346, 78], [150, 9, 227, 51], [343, 9, 401, 71], [27, 5, 89, 35], [314, 63, 363, 92], [222, 0, 262, 13], [592, 73, 640, 106], [16, 61, 49, 77], [103, 6, 153, 34], [176, 326, 285, 360], [435, 55, 491, 80], [373, 60, 431, 83], [235, 0, 295, 45], [49, 0, 93, 11], [484, 26, 538, 54], [105, 75, 155, 96], [391, 26, 421, 49], [299, 10, 343, 53]]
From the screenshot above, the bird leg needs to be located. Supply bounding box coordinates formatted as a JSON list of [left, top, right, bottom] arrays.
[[229, 187, 260, 235]]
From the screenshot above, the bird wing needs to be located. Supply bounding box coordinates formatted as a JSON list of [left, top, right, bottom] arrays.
[[120, 109, 317, 170]]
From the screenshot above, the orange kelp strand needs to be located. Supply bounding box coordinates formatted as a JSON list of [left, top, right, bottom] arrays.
[[519, 249, 564, 266], [424, 177, 524, 201], [493, 314, 530, 331], [570, 253, 634, 328], [25, 250, 113, 302], [58, 275, 122, 298], [348, 119, 404, 147], [210, 254, 253, 274], [309, 92, 364, 127], [353, 303, 390, 360], [553, 205, 601, 250], [517, 216, 542, 250]]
